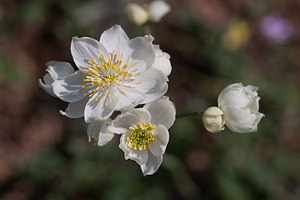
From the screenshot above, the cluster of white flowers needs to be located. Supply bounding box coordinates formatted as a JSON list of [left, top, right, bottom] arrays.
[[39, 15, 265, 175], [125, 1, 170, 25], [39, 25, 175, 175], [202, 83, 264, 134]]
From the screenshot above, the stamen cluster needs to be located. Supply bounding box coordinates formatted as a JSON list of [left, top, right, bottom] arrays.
[[127, 122, 157, 151], [81, 51, 138, 102]]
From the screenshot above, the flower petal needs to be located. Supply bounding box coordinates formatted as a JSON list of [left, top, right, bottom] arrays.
[[99, 24, 129, 54], [71, 37, 108, 70], [52, 70, 86, 102], [130, 108, 152, 123], [39, 74, 55, 96], [46, 61, 75, 79], [152, 45, 172, 77], [98, 119, 115, 146], [140, 151, 163, 176], [144, 96, 176, 129], [133, 68, 168, 104], [84, 90, 117, 122], [114, 87, 146, 110], [108, 108, 151, 134], [128, 36, 155, 69], [218, 83, 243, 107], [108, 113, 139, 134], [59, 97, 88, 118], [87, 120, 103, 142], [119, 133, 148, 165], [223, 105, 264, 133], [149, 124, 169, 156]]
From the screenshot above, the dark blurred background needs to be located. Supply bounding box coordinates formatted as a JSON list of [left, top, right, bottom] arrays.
[[0, 0, 299, 199]]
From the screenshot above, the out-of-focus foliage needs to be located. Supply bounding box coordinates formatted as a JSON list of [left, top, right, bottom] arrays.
[[0, 0, 299, 200]]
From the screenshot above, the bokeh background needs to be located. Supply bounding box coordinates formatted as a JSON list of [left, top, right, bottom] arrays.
[[1, 0, 300, 199]]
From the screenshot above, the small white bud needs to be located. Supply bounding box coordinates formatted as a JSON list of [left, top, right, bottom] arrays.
[[202, 107, 225, 133]]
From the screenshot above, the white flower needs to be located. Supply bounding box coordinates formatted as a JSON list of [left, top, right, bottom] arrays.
[[218, 83, 264, 133], [202, 107, 225, 133], [148, 0, 170, 22], [107, 96, 176, 175], [125, 3, 149, 25], [87, 119, 115, 146], [43, 25, 170, 122]]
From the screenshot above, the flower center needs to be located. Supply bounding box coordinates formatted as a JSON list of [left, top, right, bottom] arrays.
[[81, 51, 141, 102], [127, 122, 157, 151]]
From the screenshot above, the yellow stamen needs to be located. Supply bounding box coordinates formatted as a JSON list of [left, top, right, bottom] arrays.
[[81, 51, 140, 102], [127, 122, 157, 151]]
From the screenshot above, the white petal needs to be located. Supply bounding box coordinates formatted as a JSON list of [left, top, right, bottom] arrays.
[[59, 97, 88, 118], [128, 36, 155, 69], [119, 133, 148, 165], [144, 96, 176, 129], [152, 45, 172, 76], [87, 120, 103, 142], [141, 151, 163, 176], [223, 105, 264, 133], [84, 90, 117, 122], [131, 108, 152, 123], [114, 87, 146, 110], [71, 37, 108, 70], [149, 124, 169, 156], [218, 83, 243, 107], [46, 61, 75, 79], [108, 108, 151, 134], [99, 25, 129, 53], [52, 70, 86, 102], [38, 74, 55, 96], [134, 68, 168, 104], [98, 119, 115, 146], [108, 113, 139, 134], [87, 119, 114, 146]]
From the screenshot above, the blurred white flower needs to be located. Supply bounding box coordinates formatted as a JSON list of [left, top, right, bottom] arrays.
[[125, 3, 149, 25], [125, 1, 170, 25], [148, 0, 171, 22], [218, 83, 264, 133], [40, 25, 170, 122], [107, 96, 176, 175], [202, 107, 225, 133]]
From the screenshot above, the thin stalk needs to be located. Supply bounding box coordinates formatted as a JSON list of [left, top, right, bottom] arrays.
[[176, 112, 202, 119]]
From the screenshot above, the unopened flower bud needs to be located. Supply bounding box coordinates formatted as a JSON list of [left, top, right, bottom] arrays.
[[202, 107, 225, 133], [218, 83, 264, 133]]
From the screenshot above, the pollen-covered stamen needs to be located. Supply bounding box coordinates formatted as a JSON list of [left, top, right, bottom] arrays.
[[80, 51, 140, 101], [127, 122, 157, 151]]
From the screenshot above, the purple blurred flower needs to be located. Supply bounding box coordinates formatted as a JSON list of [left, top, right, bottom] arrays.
[[259, 13, 293, 44]]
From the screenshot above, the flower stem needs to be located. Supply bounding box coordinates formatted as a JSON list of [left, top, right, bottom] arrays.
[[176, 112, 202, 119]]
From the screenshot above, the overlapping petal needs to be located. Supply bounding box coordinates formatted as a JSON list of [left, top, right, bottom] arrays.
[[144, 96, 176, 129]]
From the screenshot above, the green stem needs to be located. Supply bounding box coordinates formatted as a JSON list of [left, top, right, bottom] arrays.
[[176, 112, 202, 119]]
